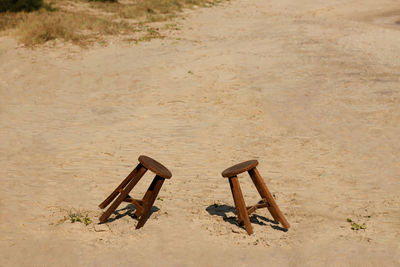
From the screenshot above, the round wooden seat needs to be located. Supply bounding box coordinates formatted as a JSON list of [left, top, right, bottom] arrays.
[[138, 155, 172, 179], [221, 160, 259, 177]]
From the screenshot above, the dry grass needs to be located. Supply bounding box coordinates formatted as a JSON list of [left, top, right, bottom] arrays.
[[0, 0, 227, 46], [87, 0, 223, 20], [17, 11, 81, 45], [15, 10, 134, 46], [0, 12, 26, 32]]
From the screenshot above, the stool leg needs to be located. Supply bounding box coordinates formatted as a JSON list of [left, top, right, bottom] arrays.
[[228, 178, 244, 225], [136, 175, 165, 229], [99, 164, 147, 223], [229, 176, 253, 235], [134, 183, 154, 218], [248, 168, 290, 229], [99, 163, 142, 209]]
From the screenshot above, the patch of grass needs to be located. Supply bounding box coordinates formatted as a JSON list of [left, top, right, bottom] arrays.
[[17, 11, 80, 45], [1, 0, 229, 46], [86, 0, 177, 21], [89, 0, 116, 2], [68, 209, 92, 225], [89, 0, 224, 21], [0, 12, 25, 31], [346, 218, 367, 231], [127, 26, 162, 43], [164, 22, 179, 30], [16, 10, 134, 46]]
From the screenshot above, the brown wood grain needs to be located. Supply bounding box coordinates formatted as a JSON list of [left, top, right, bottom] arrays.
[[138, 155, 172, 179], [136, 176, 165, 229], [99, 165, 147, 223], [98, 156, 172, 229], [229, 176, 253, 235], [248, 168, 290, 229], [222, 160, 290, 234], [222, 160, 258, 177], [98, 164, 141, 209]]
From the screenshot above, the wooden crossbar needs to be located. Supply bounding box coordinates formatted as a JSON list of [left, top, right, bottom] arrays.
[[246, 199, 270, 215], [123, 196, 145, 215]]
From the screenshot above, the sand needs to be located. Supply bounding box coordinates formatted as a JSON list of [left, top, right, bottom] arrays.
[[1, 0, 400, 266]]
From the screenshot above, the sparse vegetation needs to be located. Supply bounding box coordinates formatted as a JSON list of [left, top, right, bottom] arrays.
[[85, 0, 224, 22], [69, 210, 92, 225], [15, 10, 134, 46], [89, 0, 116, 2], [0, 0, 228, 46], [346, 218, 367, 231]]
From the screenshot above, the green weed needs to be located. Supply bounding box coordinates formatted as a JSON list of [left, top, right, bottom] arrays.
[[68, 210, 92, 226], [346, 218, 367, 231]]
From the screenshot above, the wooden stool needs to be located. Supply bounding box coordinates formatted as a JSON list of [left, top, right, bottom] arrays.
[[221, 160, 290, 235], [98, 155, 172, 229]]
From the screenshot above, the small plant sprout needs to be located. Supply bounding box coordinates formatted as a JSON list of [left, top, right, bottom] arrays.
[[346, 218, 367, 231], [351, 223, 360, 230], [68, 210, 92, 226], [83, 216, 92, 226]]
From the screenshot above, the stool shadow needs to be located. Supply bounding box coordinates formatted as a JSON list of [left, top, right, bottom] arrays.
[[102, 204, 160, 223], [206, 204, 286, 232]]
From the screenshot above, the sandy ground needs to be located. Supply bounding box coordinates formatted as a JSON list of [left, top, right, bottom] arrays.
[[1, 0, 400, 266]]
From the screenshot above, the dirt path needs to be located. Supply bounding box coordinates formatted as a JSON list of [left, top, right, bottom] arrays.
[[1, 0, 400, 265]]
